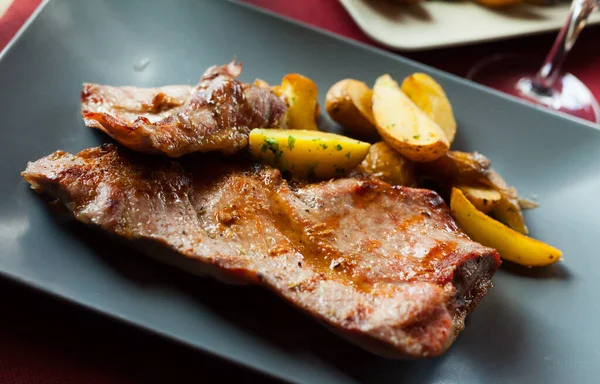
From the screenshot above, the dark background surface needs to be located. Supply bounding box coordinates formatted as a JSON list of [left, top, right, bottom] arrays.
[[0, 278, 282, 383], [1, 0, 600, 383]]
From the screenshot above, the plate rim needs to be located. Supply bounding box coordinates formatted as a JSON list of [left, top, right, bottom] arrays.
[[339, 0, 600, 51]]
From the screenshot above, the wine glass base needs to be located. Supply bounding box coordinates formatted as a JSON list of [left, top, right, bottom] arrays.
[[467, 54, 600, 123]]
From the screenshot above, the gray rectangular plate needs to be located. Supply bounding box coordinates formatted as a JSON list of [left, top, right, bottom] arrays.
[[1, 1, 599, 383]]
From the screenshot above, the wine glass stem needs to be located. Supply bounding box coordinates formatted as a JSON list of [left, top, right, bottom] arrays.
[[533, 0, 598, 91]]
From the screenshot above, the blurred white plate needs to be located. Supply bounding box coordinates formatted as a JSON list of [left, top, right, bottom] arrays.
[[340, 0, 600, 50]]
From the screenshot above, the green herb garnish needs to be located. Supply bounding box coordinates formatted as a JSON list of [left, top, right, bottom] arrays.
[[287, 135, 296, 150], [264, 137, 283, 161]]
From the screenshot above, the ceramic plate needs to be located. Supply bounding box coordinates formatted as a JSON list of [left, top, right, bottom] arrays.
[[340, 0, 600, 50], [1, 0, 599, 382]]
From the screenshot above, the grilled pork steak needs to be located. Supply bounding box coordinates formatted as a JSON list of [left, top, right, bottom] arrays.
[[22, 145, 500, 358], [81, 61, 287, 157]]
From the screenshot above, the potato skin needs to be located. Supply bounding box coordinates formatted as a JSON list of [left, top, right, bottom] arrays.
[[355, 142, 417, 187], [483, 170, 528, 234], [417, 151, 492, 184], [372, 75, 449, 163], [450, 188, 560, 267], [455, 184, 501, 214], [249, 129, 370, 180], [325, 79, 378, 137], [492, 193, 528, 234]]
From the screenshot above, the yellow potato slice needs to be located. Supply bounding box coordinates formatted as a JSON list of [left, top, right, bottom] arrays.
[[273, 74, 319, 130], [249, 129, 370, 179], [401, 73, 457, 144], [372, 74, 449, 162], [325, 79, 378, 137], [455, 184, 501, 213], [450, 188, 561, 267], [355, 141, 417, 186]]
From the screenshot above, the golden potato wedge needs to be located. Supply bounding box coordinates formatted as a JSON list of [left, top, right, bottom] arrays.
[[325, 79, 378, 137], [273, 74, 319, 130], [455, 184, 501, 214], [450, 188, 561, 267], [372, 75, 449, 162], [401, 73, 457, 144], [475, 0, 523, 7], [355, 142, 417, 186], [249, 129, 370, 179]]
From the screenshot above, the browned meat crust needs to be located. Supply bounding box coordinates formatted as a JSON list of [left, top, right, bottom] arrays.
[[22, 145, 500, 358], [81, 61, 287, 157]]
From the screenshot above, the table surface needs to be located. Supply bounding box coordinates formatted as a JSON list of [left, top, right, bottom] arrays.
[[2, 0, 599, 383]]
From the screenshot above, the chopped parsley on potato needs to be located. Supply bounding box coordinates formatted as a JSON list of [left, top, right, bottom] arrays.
[[249, 129, 370, 179]]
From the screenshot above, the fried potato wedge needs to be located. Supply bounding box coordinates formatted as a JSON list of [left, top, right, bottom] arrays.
[[325, 79, 378, 137], [401, 73, 457, 144], [354, 142, 417, 186], [372, 75, 449, 162], [450, 188, 561, 267], [455, 184, 501, 213], [417, 150, 492, 183], [273, 74, 319, 130], [249, 129, 370, 179], [417, 152, 529, 232]]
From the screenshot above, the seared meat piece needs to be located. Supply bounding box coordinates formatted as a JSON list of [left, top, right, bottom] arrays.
[[82, 61, 287, 157], [22, 145, 500, 358]]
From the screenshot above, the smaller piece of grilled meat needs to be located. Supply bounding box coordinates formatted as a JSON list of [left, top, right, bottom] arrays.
[[22, 145, 500, 358], [81, 61, 287, 157]]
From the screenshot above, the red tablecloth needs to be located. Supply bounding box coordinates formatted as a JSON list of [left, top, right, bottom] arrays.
[[1, 0, 599, 383]]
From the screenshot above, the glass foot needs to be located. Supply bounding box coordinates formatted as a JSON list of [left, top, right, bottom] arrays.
[[467, 54, 600, 123]]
